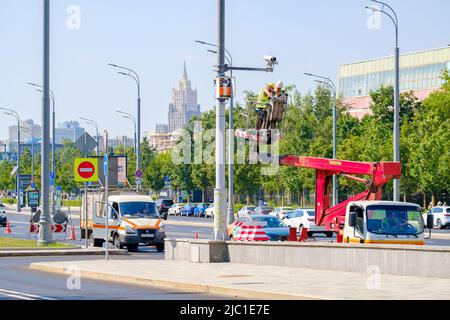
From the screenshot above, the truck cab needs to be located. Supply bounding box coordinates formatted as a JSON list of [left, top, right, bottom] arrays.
[[83, 192, 166, 252], [343, 201, 426, 245]]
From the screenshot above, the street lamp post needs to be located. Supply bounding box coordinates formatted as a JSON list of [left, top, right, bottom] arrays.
[[366, 0, 400, 201], [1, 107, 22, 212], [108, 63, 141, 190], [304, 73, 338, 206], [29, 82, 56, 215], [80, 117, 99, 156], [116, 110, 137, 157]]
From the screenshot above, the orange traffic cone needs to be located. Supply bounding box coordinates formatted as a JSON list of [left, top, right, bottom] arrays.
[[70, 224, 76, 241], [195, 232, 199, 240], [288, 227, 297, 242], [5, 220, 12, 234], [298, 227, 308, 242]]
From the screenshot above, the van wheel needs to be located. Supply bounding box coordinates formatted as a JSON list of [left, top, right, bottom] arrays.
[[113, 234, 123, 249], [156, 244, 164, 252]]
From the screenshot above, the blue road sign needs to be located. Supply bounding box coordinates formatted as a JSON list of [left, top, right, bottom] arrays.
[[164, 175, 170, 183], [136, 169, 143, 178], [50, 178, 54, 186], [103, 154, 108, 175], [50, 171, 55, 179], [57, 185, 61, 191]]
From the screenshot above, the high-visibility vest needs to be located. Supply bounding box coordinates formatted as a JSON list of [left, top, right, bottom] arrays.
[[257, 89, 270, 110]]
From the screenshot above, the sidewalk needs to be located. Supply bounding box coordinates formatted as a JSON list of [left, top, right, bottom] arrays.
[[1, 248, 128, 257], [29, 259, 450, 300]]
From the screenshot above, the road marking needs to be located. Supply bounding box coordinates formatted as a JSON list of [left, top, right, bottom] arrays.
[[0, 288, 56, 300]]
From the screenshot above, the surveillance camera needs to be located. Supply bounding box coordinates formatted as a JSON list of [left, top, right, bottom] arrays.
[[264, 55, 278, 64]]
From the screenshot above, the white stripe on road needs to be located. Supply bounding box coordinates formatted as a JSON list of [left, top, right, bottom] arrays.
[[0, 288, 56, 300]]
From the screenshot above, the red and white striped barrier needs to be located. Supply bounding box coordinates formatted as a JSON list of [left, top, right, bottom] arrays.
[[234, 224, 270, 242], [29, 223, 67, 234], [235, 130, 264, 143]]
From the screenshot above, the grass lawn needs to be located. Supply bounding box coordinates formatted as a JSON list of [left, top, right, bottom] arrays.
[[0, 237, 76, 249]]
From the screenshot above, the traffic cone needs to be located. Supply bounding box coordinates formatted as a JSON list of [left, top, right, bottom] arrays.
[[195, 232, 199, 240], [288, 227, 297, 241], [298, 227, 308, 242], [5, 221, 11, 234], [70, 224, 76, 241]]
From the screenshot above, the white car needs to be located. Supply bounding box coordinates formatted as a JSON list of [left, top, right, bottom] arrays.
[[168, 203, 184, 216], [237, 206, 256, 218], [205, 203, 215, 218], [269, 207, 294, 220], [283, 208, 334, 237], [423, 206, 450, 229]]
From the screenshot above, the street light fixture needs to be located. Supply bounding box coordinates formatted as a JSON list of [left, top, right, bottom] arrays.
[[108, 63, 142, 190], [1, 107, 22, 212], [305, 73, 338, 206], [79, 117, 99, 156], [116, 110, 137, 157], [365, 0, 400, 201]]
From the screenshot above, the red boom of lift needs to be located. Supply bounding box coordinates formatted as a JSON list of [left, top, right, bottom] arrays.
[[279, 156, 401, 233]]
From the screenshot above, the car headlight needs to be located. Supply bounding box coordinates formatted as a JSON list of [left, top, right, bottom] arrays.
[[125, 225, 136, 234], [159, 226, 165, 233]]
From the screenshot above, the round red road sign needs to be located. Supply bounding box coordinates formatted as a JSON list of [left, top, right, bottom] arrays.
[[77, 161, 96, 179]]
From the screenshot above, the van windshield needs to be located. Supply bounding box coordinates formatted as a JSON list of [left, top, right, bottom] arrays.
[[366, 205, 424, 236], [119, 202, 159, 219]]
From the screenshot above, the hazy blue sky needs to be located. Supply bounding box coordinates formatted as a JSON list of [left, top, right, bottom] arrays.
[[0, 0, 449, 140]]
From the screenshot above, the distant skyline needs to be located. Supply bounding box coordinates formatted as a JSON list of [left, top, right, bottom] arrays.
[[1, 0, 449, 140]]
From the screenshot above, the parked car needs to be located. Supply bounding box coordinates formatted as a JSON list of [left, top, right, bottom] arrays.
[[423, 206, 450, 229], [194, 203, 209, 218], [269, 207, 294, 220], [181, 204, 196, 217], [237, 206, 256, 218], [231, 215, 290, 241], [168, 203, 184, 216], [283, 208, 334, 237], [155, 199, 174, 220], [253, 206, 274, 215], [0, 211, 7, 227], [205, 203, 215, 218]]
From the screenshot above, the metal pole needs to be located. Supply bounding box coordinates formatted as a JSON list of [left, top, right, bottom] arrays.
[[84, 183, 88, 248], [213, 0, 227, 240], [52, 97, 56, 215], [96, 126, 99, 156], [38, 0, 52, 245], [104, 155, 109, 261], [31, 139, 34, 185], [137, 95, 141, 190], [17, 121, 21, 212], [393, 45, 400, 201], [227, 67, 234, 225], [332, 91, 337, 206]]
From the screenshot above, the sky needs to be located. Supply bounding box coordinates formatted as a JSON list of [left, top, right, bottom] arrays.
[[0, 0, 449, 140]]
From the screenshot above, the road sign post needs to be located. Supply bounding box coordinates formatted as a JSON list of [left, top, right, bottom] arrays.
[[104, 154, 109, 261]]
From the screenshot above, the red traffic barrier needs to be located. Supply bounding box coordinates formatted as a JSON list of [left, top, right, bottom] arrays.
[[5, 221, 11, 234], [195, 232, 199, 240], [298, 227, 308, 242], [288, 227, 297, 241], [51, 224, 67, 233], [30, 223, 39, 233], [234, 224, 270, 242]]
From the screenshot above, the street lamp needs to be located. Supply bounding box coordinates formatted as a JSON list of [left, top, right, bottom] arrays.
[[197, 41, 235, 226], [79, 117, 99, 156], [116, 110, 137, 157], [304, 73, 338, 206], [1, 107, 22, 212], [108, 63, 142, 190], [196, 0, 277, 240], [29, 82, 56, 215], [366, 0, 400, 201]]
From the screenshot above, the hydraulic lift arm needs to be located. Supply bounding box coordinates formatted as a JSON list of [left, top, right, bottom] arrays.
[[280, 156, 401, 232]]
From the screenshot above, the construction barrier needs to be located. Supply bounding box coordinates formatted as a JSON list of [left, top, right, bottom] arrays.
[[234, 224, 270, 242], [28, 223, 67, 234], [288, 227, 297, 241], [5, 221, 11, 234], [298, 227, 308, 242]]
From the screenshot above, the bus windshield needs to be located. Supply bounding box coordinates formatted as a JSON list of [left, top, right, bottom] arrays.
[[366, 205, 425, 236], [119, 202, 159, 218]]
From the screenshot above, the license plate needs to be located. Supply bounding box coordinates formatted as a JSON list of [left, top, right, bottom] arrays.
[[141, 234, 154, 238]]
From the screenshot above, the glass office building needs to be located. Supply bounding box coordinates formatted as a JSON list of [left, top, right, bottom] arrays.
[[338, 47, 450, 118]]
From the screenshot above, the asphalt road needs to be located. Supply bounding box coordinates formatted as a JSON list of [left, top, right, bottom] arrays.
[[0, 255, 230, 300], [1, 206, 450, 247]]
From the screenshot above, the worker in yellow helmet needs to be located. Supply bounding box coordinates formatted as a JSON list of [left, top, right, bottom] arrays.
[[256, 82, 275, 131], [268, 81, 288, 129]]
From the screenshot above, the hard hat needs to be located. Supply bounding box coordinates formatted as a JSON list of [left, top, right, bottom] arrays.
[[276, 81, 284, 89], [267, 82, 276, 89]]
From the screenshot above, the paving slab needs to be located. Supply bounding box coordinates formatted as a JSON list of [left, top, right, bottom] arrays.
[[29, 259, 450, 300]]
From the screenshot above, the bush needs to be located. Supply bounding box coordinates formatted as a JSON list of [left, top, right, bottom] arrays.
[[62, 200, 82, 207], [1, 198, 16, 204]]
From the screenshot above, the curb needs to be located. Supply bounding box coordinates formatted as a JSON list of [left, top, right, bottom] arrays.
[[29, 263, 319, 300], [1, 249, 128, 257]]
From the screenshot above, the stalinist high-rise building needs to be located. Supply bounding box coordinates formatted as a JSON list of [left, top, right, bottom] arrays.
[[168, 62, 201, 133]]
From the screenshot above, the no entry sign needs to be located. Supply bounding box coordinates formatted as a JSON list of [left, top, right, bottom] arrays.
[[74, 158, 99, 182]]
